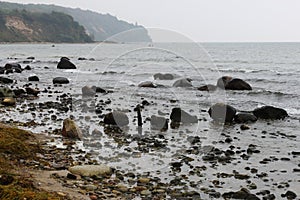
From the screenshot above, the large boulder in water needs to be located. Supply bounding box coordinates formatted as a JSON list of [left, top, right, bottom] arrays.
[[253, 106, 288, 120], [234, 112, 257, 123], [154, 73, 175, 80], [170, 108, 198, 123], [4, 63, 22, 73], [62, 118, 82, 140], [217, 76, 252, 90], [53, 77, 69, 84], [0, 77, 13, 84], [28, 76, 39, 82], [173, 78, 193, 87], [57, 57, 76, 69], [208, 103, 237, 123], [104, 111, 129, 127]]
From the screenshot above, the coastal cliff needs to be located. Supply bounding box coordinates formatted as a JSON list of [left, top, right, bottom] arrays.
[[0, 9, 92, 43], [0, 1, 152, 42]]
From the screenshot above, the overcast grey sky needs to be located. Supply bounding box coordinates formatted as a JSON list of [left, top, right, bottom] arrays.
[[4, 0, 300, 42]]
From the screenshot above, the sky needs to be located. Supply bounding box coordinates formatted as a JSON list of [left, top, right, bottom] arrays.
[[3, 0, 300, 42]]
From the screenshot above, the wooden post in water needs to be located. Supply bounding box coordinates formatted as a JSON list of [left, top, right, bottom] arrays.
[[135, 104, 143, 134]]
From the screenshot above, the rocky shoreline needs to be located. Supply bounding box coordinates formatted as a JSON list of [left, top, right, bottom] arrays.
[[0, 56, 299, 200]]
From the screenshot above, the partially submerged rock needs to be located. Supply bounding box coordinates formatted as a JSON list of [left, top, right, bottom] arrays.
[[198, 84, 217, 92], [208, 103, 237, 123], [62, 118, 82, 140], [138, 81, 156, 88], [153, 73, 175, 80], [57, 57, 76, 69], [217, 76, 252, 90], [53, 77, 70, 84], [104, 111, 129, 127], [0, 77, 13, 84], [170, 108, 198, 123], [28, 76, 39, 82], [253, 106, 288, 120], [173, 78, 193, 87], [234, 112, 257, 123], [68, 165, 112, 177]]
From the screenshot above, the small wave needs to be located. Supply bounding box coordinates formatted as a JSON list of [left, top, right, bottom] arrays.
[[64, 69, 93, 74], [246, 89, 298, 98]]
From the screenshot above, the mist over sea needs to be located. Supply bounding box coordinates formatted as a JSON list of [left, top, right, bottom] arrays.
[[0, 42, 299, 198]]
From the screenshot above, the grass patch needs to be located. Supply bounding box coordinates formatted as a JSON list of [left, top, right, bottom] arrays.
[[0, 124, 66, 200]]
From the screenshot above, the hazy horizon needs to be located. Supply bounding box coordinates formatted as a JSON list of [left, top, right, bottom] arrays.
[[2, 0, 300, 42]]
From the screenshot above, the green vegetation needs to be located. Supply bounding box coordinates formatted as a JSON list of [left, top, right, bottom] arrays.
[[0, 9, 92, 43], [0, 124, 65, 200], [0, 1, 152, 42]]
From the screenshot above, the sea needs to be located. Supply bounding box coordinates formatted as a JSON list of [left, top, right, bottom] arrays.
[[0, 42, 299, 198]]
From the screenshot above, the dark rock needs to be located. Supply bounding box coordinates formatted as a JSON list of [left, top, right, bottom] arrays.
[[5, 69, 13, 74], [4, 63, 21, 70], [226, 78, 252, 90], [240, 124, 250, 130], [198, 84, 217, 91], [234, 112, 258, 123], [253, 106, 288, 120], [0, 87, 15, 97], [14, 68, 22, 73], [173, 78, 193, 87], [138, 81, 156, 88], [0, 174, 14, 185], [222, 188, 259, 200], [0, 68, 4, 74], [13, 89, 26, 97], [62, 118, 82, 140], [67, 173, 77, 180], [217, 76, 252, 90], [282, 191, 297, 199], [57, 57, 76, 69], [170, 107, 198, 123], [53, 77, 69, 84], [78, 57, 87, 60], [217, 76, 232, 89], [24, 65, 32, 70], [28, 76, 39, 82], [104, 111, 129, 127], [208, 103, 237, 123], [82, 86, 96, 97], [153, 73, 175, 80], [0, 77, 13, 84], [150, 115, 168, 131], [91, 86, 107, 93], [27, 56, 35, 60], [25, 87, 40, 96]]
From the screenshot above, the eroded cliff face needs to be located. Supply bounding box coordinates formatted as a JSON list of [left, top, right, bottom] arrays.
[[0, 1, 152, 42], [5, 16, 35, 39], [0, 10, 93, 43]]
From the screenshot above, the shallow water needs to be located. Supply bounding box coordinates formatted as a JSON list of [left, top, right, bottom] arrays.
[[0, 42, 299, 198]]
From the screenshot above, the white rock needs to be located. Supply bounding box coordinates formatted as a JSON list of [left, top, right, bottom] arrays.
[[69, 165, 112, 177]]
